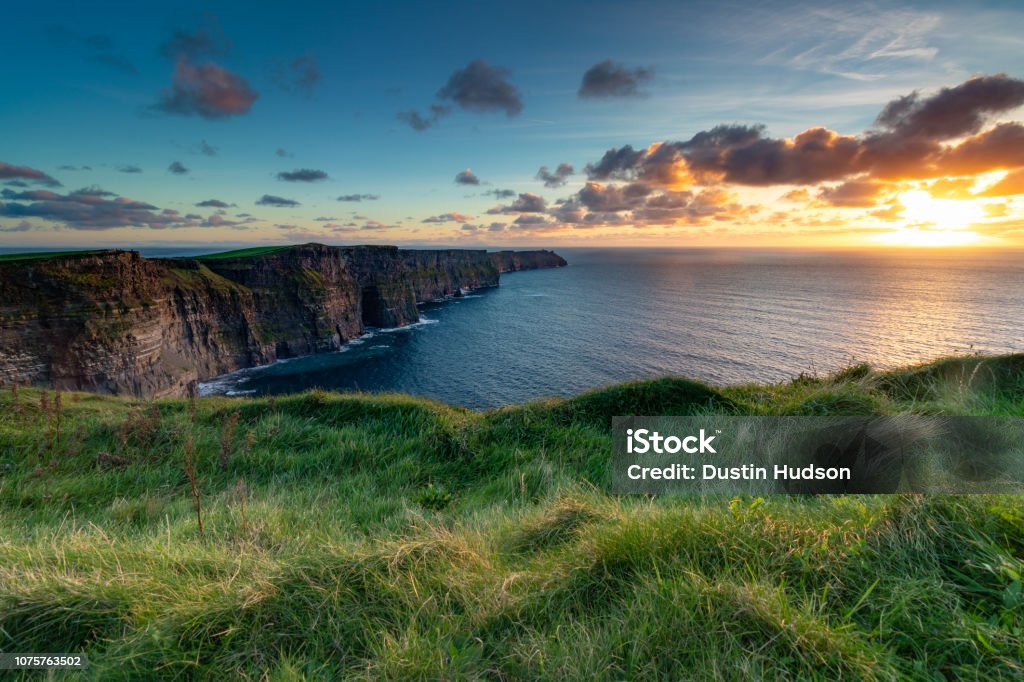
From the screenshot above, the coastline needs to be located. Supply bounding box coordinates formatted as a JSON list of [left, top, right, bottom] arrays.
[[0, 244, 566, 398]]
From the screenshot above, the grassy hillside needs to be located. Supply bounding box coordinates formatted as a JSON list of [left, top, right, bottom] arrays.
[[1, 355, 1022, 680], [193, 246, 294, 260]]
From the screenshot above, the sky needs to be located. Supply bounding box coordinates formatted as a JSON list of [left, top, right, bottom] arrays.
[[1, 0, 1023, 250]]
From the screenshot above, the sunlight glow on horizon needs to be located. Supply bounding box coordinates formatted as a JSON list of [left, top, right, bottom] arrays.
[[864, 189, 990, 246], [898, 190, 985, 230], [871, 227, 987, 248]]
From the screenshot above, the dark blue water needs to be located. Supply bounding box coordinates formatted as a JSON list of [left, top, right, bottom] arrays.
[[200, 248, 1024, 408]]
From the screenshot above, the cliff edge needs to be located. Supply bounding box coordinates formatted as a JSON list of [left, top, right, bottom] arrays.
[[0, 244, 563, 396]]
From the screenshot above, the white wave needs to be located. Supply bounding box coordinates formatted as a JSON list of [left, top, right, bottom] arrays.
[[198, 370, 252, 396], [199, 331, 375, 395], [200, 314, 440, 396], [379, 316, 439, 333], [347, 333, 372, 345]]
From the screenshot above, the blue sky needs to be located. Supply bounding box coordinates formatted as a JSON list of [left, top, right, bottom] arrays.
[[2, 0, 1024, 248]]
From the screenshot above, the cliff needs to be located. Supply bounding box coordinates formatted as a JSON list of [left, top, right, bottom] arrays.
[[399, 249, 499, 303], [0, 244, 563, 396], [489, 249, 567, 273]]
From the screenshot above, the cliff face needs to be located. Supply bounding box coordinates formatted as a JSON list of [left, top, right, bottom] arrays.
[[399, 249, 499, 303], [489, 250, 568, 273], [200, 244, 418, 352], [0, 251, 265, 396], [0, 244, 565, 396]]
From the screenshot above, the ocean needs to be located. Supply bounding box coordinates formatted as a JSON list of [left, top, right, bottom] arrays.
[[199, 248, 1024, 408]]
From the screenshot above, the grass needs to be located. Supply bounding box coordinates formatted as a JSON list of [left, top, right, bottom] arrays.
[[193, 246, 295, 261], [0, 354, 1022, 680], [0, 250, 104, 262]]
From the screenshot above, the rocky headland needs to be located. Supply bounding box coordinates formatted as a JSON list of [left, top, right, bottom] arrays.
[[488, 249, 568, 273], [0, 244, 565, 397]]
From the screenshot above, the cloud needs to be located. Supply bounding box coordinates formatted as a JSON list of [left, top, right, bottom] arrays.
[[45, 25, 138, 75], [396, 60, 524, 130], [196, 199, 231, 207], [118, 165, 142, 174], [780, 188, 810, 202], [512, 214, 555, 227], [89, 53, 138, 76], [159, 25, 230, 61], [337, 194, 380, 202], [816, 180, 891, 207], [438, 59, 523, 116], [397, 104, 451, 131], [0, 187, 196, 230], [0, 221, 34, 233], [584, 145, 649, 181], [925, 177, 976, 199], [577, 181, 653, 211], [873, 74, 1024, 141], [977, 168, 1024, 197], [710, 127, 863, 186], [58, 165, 92, 171], [578, 60, 654, 98], [256, 194, 300, 207], [459, 221, 507, 234], [422, 212, 473, 223], [197, 140, 218, 156], [484, 188, 516, 199], [273, 54, 320, 96], [168, 161, 189, 175], [487, 192, 547, 214], [276, 148, 293, 158], [581, 75, 1024, 190], [277, 168, 329, 182], [455, 168, 480, 185], [0, 161, 60, 187], [72, 185, 116, 196], [324, 219, 395, 233], [937, 122, 1024, 177], [755, 6, 940, 81], [536, 163, 574, 188], [543, 182, 752, 228], [200, 213, 254, 230], [156, 59, 258, 119]]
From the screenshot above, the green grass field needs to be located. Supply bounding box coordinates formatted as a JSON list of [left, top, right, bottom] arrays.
[[193, 246, 294, 260], [0, 250, 104, 262], [0, 245, 292, 263], [1, 355, 1022, 680]]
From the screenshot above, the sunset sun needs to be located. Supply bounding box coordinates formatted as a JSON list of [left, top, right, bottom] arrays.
[[873, 189, 988, 246]]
